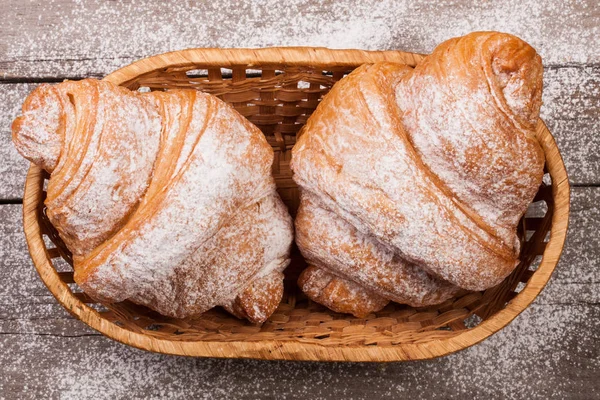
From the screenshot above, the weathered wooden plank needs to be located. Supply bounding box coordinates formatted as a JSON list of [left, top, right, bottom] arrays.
[[541, 65, 600, 185], [0, 190, 598, 397], [551, 184, 600, 284], [546, 118, 600, 186], [1, 1, 597, 397], [0, 303, 598, 399], [0, 316, 97, 337], [1, 65, 599, 199], [541, 66, 600, 121], [0, 83, 35, 200], [540, 183, 600, 304], [1, 0, 598, 80]]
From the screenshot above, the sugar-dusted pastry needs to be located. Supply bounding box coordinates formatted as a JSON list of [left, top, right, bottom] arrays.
[[292, 32, 544, 317], [296, 191, 459, 317], [13, 79, 294, 324]]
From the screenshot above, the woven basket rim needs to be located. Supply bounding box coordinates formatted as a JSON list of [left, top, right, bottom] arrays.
[[21, 47, 570, 362], [104, 47, 427, 88]]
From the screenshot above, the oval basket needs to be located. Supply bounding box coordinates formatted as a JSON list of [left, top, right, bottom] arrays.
[[22, 47, 570, 362]]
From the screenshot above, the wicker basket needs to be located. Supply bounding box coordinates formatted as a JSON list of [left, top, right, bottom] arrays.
[[22, 47, 570, 362]]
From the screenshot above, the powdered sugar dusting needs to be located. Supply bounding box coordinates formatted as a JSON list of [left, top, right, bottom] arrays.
[[396, 33, 544, 240], [11, 79, 293, 322], [0, 1, 599, 395], [2, 0, 597, 80], [0, 66, 595, 200], [292, 33, 544, 312], [296, 191, 458, 309], [1, 182, 599, 397], [39, 80, 163, 256], [1, 84, 42, 199], [11, 85, 63, 172], [1, 2, 599, 199], [294, 69, 510, 291]]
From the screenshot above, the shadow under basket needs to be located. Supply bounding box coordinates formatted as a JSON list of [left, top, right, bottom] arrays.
[[22, 48, 570, 362]]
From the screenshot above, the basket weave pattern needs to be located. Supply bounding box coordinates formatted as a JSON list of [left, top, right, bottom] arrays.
[[22, 48, 569, 361]]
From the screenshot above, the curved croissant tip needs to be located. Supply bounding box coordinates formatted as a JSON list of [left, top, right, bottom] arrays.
[[491, 36, 543, 129], [465, 32, 543, 129], [11, 84, 65, 172], [428, 31, 543, 130]]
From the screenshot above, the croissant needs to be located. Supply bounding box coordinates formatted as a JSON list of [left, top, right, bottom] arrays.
[[13, 79, 294, 324], [292, 32, 545, 317]]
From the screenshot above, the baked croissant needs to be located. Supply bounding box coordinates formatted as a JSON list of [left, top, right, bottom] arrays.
[[13, 79, 294, 324], [292, 32, 544, 317]]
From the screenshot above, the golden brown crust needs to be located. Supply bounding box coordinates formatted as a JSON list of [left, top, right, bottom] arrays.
[[12, 79, 294, 323], [225, 271, 285, 324], [397, 32, 545, 239], [298, 266, 389, 318], [295, 191, 459, 308], [292, 32, 544, 315]]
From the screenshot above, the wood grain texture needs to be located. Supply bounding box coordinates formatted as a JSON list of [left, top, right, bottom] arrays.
[[0, 83, 36, 200], [1, 187, 599, 396], [2, 65, 599, 199], [1, 0, 598, 397], [1, 0, 598, 80], [1, 304, 597, 400]]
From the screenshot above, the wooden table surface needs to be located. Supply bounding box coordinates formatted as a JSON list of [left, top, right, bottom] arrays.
[[1, 1, 599, 399]]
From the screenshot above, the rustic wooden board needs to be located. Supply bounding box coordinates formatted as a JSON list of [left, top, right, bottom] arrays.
[[0, 83, 35, 201], [1, 187, 599, 398], [1, 0, 598, 80], [1, 0, 598, 398], [1, 303, 597, 400], [2, 65, 600, 199]]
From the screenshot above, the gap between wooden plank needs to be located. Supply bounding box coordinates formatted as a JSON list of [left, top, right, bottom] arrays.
[[1, 63, 598, 84], [0, 199, 22, 204]]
